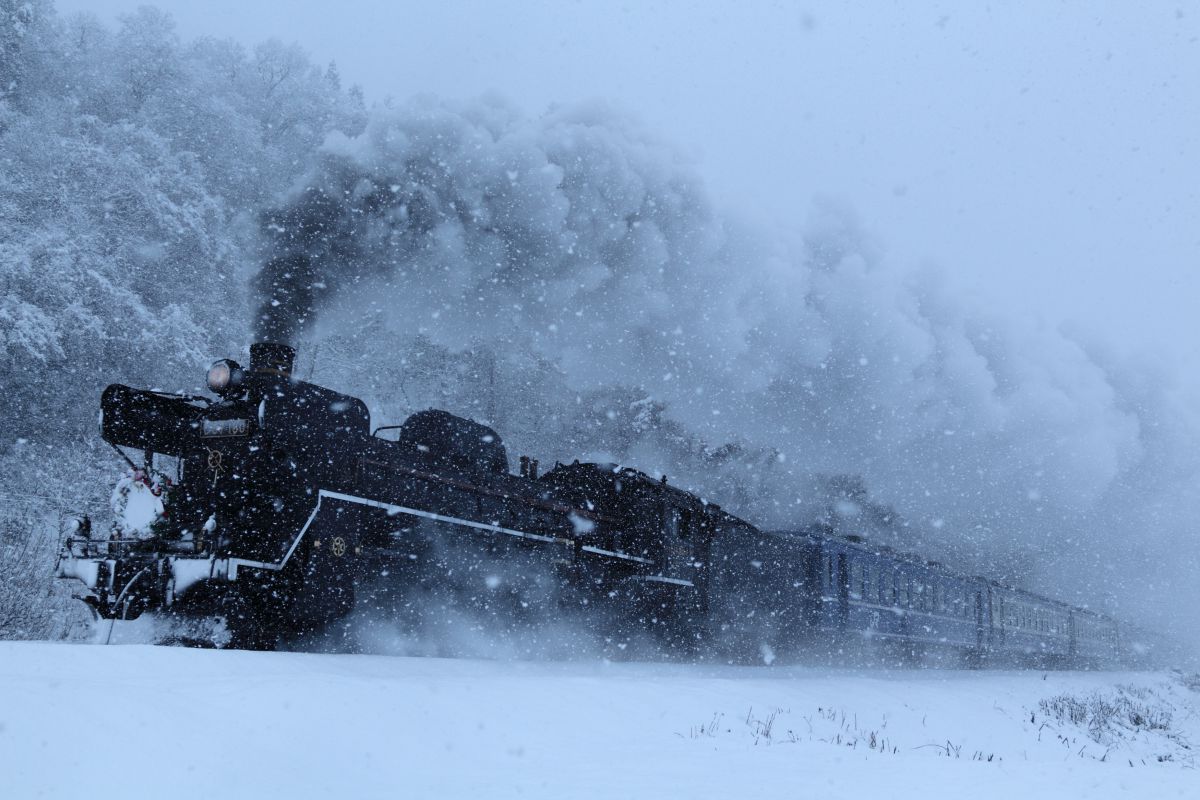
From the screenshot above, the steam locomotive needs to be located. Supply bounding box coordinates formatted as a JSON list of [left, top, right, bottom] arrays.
[[56, 342, 1120, 665]]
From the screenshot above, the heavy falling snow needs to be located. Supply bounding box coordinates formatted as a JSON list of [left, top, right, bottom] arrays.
[[2, 1, 1200, 798]]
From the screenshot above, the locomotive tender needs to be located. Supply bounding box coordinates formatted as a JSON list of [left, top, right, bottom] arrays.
[[57, 342, 1120, 664]]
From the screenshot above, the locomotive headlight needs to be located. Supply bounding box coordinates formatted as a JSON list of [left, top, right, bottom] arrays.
[[206, 359, 245, 396]]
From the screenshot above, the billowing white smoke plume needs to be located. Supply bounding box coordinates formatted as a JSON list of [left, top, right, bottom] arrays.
[[255, 96, 1200, 655]]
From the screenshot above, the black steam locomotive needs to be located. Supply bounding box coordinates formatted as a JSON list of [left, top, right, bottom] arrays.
[[57, 343, 1121, 665]]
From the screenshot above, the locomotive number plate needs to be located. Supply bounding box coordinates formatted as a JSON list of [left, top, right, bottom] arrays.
[[201, 418, 251, 438]]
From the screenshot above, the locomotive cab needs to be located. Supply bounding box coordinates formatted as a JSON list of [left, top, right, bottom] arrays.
[[539, 462, 722, 586]]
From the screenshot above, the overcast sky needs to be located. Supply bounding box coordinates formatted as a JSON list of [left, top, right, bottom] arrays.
[[59, 0, 1200, 377]]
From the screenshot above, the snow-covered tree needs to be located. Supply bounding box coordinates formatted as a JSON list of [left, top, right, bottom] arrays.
[[0, 3, 366, 638]]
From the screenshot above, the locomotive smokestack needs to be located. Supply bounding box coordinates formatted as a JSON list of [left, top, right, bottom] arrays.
[[250, 342, 296, 378]]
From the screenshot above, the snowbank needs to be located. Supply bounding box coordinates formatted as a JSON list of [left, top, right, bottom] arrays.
[[0, 642, 1195, 799]]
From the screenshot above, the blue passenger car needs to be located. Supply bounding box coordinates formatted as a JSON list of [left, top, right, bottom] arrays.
[[1070, 607, 1119, 666], [810, 533, 987, 664], [707, 523, 1118, 668], [985, 583, 1073, 665]]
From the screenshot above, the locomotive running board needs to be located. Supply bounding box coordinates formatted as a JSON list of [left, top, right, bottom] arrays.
[[223, 489, 655, 578]]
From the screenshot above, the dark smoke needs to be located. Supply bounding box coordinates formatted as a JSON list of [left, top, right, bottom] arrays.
[[255, 166, 437, 343]]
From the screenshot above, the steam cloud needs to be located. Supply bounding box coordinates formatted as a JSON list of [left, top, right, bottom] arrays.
[[254, 96, 1200, 655]]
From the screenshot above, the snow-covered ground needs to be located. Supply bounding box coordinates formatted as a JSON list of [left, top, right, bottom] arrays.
[[1, 641, 1196, 799]]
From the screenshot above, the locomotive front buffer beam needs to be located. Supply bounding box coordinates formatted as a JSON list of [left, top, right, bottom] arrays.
[[55, 539, 256, 621]]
